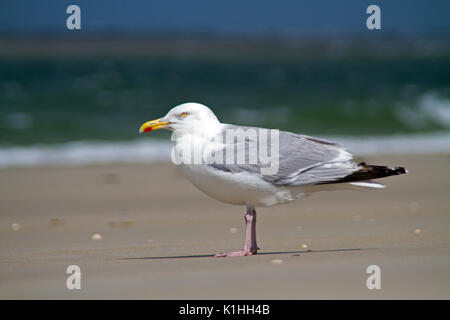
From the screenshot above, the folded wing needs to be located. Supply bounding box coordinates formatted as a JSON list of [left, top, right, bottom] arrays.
[[207, 125, 362, 186]]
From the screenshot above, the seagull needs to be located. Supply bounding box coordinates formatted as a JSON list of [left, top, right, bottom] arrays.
[[140, 102, 407, 257]]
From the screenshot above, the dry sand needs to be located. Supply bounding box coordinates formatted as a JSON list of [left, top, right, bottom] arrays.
[[0, 154, 449, 299]]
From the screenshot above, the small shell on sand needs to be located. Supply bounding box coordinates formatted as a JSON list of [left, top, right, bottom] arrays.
[[91, 233, 103, 240], [229, 227, 238, 234], [413, 228, 422, 235], [11, 223, 21, 231], [271, 259, 283, 264]]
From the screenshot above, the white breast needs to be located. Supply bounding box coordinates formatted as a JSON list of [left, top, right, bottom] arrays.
[[179, 163, 301, 207], [172, 129, 303, 207]]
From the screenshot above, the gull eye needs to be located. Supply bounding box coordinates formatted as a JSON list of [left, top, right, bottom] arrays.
[[180, 112, 189, 118]]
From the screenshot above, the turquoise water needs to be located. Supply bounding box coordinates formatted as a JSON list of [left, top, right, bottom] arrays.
[[1, 42, 450, 147]]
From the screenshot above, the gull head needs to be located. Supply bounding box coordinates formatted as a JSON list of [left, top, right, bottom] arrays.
[[139, 102, 220, 137]]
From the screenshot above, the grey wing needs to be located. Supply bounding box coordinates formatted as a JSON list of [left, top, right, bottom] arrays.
[[207, 125, 358, 186], [265, 131, 358, 185]]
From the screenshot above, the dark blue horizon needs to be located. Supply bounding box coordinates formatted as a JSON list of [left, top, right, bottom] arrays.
[[0, 0, 449, 35]]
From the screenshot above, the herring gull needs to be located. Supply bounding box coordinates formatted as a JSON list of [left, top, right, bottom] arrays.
[[140, 102, 407, 257]]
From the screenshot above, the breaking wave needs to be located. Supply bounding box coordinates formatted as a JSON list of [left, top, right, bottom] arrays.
[[0, 133, 449, 168]]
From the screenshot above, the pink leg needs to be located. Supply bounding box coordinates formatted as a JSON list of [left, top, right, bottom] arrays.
[[250, 207, 259, 254], [215, 205, 259, 257]]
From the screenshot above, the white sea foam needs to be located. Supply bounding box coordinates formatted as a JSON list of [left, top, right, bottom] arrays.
[[0, 139, 172, 168], [334, 132, 450, 156], [396, 93, 450, 129], [0, 133, 449, 168]]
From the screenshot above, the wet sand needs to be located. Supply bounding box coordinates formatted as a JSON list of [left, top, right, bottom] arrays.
[[0, 154, 449, 299]]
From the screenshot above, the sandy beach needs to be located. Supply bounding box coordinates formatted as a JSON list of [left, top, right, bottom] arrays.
[[0, 154, 449, 299]]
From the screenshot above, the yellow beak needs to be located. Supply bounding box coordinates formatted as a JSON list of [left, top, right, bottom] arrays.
[[139, 118, 170, 133]]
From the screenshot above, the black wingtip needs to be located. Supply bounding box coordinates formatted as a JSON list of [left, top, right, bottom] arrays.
[[317, 162, 408, 185], [357, 162, 407, 177], [394, 166, 407, 174]]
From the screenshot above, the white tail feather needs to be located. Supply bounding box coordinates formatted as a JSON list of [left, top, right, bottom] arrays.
[[350, 181, 385, 189]]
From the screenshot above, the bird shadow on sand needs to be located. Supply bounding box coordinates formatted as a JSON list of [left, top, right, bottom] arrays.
[[120, 247, 375, 261]]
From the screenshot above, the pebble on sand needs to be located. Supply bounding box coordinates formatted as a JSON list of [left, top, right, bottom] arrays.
[[413, 228, 422, 235], [49, 218, 64, 226], [11, 223, 21, 231], [271, 259, 283, 264], [108, 221, 134, 228], [300, 244, 308, 249], [229, 227, 238, 234], [91, 233, 103, 240]]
